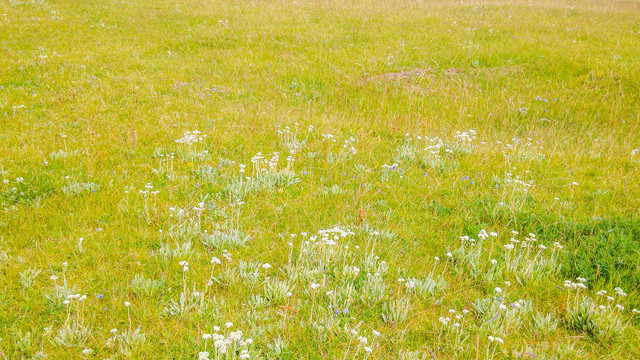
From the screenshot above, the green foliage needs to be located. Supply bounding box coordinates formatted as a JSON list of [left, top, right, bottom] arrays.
[[562, 221, 640, 296]]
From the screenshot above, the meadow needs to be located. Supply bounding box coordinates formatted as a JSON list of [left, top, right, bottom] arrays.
[[1, 0, 640, 358]]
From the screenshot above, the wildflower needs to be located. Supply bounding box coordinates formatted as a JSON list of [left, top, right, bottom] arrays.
[[179, 261, 189, 272], [229, 330, 243, 341], [614, 287, 627, 297], [82, 348, 93, 355], [124, 301, 131, 307], [210, 257, 222, 265], [490, 259, 497, 265], [213, 326, 220, 332], [632, 309, 640, 315], [225, 322, 233, 328], [494, 287, 503, 293], [616, 304, 625, 311], [310, 283, 321, 290], [202, 333, 212, 340], [364, 347, 373, 353], [358, 336, 368, 345], [576, 277, 586, 283], [198, 351, 210, 360], [372, 330, 381, 337], [262, 263, 272, 270]]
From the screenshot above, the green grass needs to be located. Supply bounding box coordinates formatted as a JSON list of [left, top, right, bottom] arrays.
[[1, 0, 640, 358]]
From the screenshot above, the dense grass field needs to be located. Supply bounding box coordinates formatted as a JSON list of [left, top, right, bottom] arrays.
[[2, 0, 640, 358]]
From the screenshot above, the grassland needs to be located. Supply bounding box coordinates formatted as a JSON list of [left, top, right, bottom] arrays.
[[1, 0, 640, 358]]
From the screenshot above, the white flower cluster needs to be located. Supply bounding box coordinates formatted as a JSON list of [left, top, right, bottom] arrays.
[[175, 130, 205, 145], [200, 326, 253, 359], [563, 278, 587, 290], [316, 226, 355, 246], [63, 293, 87, 305], [250, 152, 280, 173]]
